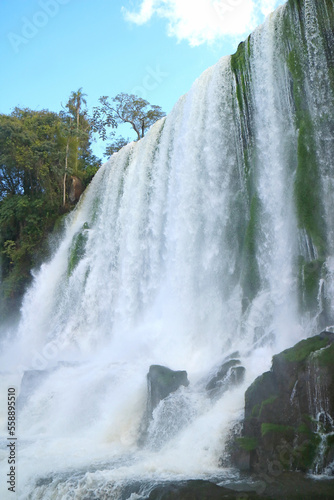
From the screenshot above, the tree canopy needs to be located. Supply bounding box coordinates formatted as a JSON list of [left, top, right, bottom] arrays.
[[92, 93, 166, 155], [0, 92, 100, 318], [0, 89, 165, 318]]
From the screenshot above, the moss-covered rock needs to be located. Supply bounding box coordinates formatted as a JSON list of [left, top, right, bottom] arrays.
[[279, 335, 329, 363], [242, 195, 262, 303], [233, 332, 334, 474], [67, 222, 89, 276]]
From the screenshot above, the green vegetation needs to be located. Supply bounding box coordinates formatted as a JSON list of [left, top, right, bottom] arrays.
[[281, 3, 331, 317], [326, 434, 334, 447], [250, 395, 278, 418], [236, 437, 258, 451], [251, 404, 261, 418], [230, 38, 252, 113], [294, 434, 322, 470], [298, 423, 311, 434], [242, 195, 261, 303], [297, 257, 325, 313], [294, 115, 326, 256], [259, 395, 278, 417], [246, 371, 274, 407], [0, 101, 96, 317], [92, 93, 166, 156], [317, 342, 334, 367], [284, 23, 326, 259], [313, 0, 334, 91], [261, 423, 294, 437], [68, 223, 89, 276], [0, 91, 164, 318], [280, 336, 328, 363], [230, 37, 254, 180]]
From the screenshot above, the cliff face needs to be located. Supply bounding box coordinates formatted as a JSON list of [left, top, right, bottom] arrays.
[[231, 0, 334, 325], [4, 0, 334, 498], [233, 332, 334, 474]]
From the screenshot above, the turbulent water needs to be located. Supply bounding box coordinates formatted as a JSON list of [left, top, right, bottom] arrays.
[[1, 0, 334, 498]]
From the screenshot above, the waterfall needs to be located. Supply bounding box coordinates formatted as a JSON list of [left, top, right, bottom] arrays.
[[307, 351, 334, 475], [0, 0, 333, 497]]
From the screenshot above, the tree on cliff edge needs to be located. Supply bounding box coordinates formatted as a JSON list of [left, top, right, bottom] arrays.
[[92, 93, 166, 155]]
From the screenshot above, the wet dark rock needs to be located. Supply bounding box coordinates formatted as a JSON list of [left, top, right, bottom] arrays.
[[206, 359, 245, 398], [230, 366, 246, 386], [17, 369, 51, 409], [147, 479, 271, 499], [231, 332, 334, 474], [319, 330, 334, 342], [17, 362, 79, 410], [147, 365, 189, 415]]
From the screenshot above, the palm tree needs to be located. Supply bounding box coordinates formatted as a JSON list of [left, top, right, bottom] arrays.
[[66, 88, 88, 174], [67, 87, 87, 130]]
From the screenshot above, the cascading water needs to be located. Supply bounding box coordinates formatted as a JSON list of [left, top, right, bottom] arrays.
[[307, 351, 334, 475], [0, 0, 334, 497]]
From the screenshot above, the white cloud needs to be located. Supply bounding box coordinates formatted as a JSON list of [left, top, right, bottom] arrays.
[[122, 0, 285, 46], [259, 0, 280, 16]]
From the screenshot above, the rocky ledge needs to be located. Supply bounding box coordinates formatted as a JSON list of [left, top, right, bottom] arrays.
[[230, 331, 334, 476]]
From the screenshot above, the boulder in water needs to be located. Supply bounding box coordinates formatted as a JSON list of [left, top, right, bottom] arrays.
[[206, 359, 245, 398], [147, 365, 189, 414], [17, 369, 51, 410]]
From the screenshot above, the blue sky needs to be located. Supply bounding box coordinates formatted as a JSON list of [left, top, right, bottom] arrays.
[[0, 0, 285, 157]]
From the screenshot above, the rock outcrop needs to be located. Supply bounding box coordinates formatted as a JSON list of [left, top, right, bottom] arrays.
[[147, 479, 271, 499], [69, 175, 84, 203], [147, 365, 189, 416], [17, 369, 51, 410], [231, 332, 334, 475], [206, 359, 246, 398]]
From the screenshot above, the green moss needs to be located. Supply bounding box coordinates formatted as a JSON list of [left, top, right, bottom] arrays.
[[294, 434, 321, 470], [242, 195, 261, 302], [251, 403, 261, 418], [314, 0, 334, 91], [283, 12, 327, 258], [246, 371, 274, 407], [68, 223, 89, 276], [287, 0, 304, 12], [281, 336, 328, 363], [250, 395, 278, 419], [231, 38, 252, 119], [317, 343, 334, 368], [326, 434, 334, 447], [294, 116, 326, 256], [261, 423, 294, 437], [259, 395, 278, 417], [237, 437, 258, 452], [52, 213, 67, 234], [286, 40, 326, 257], [298, 257, 325, 313], [298, 423, 311, 434], [231, 40, 248, 74], [301, 413, 315, 427], [230, 33, 257, 194]]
